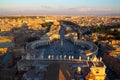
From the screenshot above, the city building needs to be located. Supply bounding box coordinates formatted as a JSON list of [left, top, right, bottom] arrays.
[[0, 36, 14, 55]]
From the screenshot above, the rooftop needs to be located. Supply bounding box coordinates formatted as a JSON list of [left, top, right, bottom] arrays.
[[0, 42, 14, 48], [2, 53, 12, 64]]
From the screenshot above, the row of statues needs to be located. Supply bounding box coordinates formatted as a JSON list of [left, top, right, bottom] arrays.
[[47, 55, 75, 60]]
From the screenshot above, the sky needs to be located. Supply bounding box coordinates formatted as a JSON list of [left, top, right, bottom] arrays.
[[0, 0, 120, 16]]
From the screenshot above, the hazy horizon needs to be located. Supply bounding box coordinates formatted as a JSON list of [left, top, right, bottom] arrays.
[[0, 0, 120, 16]]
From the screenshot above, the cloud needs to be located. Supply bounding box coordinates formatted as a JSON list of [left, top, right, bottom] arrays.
[[40, 5, 53, 9], [0, 6, 120, 16], [68, 7, 112, 12]]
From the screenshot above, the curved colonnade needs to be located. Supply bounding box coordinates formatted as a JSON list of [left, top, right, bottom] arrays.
[[25, 39, 98, 60]]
